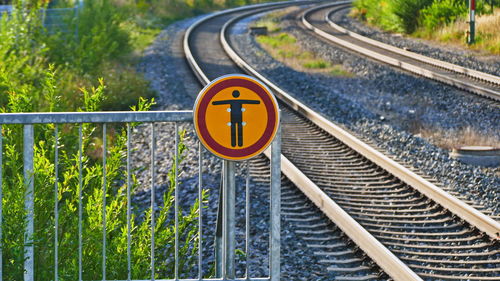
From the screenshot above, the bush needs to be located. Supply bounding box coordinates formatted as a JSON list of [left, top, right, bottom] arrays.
[[1, 71, 203, 280], [420, 0, 466, 31], [391, 0, 434, 33], [353, 0, 499, 34], [0, 4, 50, 110], [353, 0, 433, 33], [0, 4, 196, 279], [46, 0, 131, 74]]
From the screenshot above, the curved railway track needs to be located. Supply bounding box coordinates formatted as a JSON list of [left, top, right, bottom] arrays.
[[301, 1, 500, 102], [183, 1, 500, 280]]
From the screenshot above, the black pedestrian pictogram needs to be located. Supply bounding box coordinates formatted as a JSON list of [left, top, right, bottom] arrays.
[[212, 90, 260, 147]]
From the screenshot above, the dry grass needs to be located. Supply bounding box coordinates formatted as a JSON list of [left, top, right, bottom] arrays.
[[413, 126, 500, 149], [256, 32, 353, 76], [424, 9, 500, 54], [253, 9, 353, 77], [253, 7, 300, 32]]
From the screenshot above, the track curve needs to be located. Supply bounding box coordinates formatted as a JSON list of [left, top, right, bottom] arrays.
[[183, 2, 500, 280], [301, 2, 500, 101]]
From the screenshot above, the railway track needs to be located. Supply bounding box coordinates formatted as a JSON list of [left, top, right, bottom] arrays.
[[301, 1, 500, 102], [183, 1, 500, 280]]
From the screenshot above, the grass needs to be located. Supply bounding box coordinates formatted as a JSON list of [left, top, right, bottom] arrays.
[[413, 8, 500, 55], [122, 20, 162, 53], [253, 7, 299, 32], [257, 32, 296, 47], [352, 0, 500, 55], [412, 126, 500, 149], [303, 60, 330, 69], [425, 8, 500, 54], [254, 11, 353, 77]]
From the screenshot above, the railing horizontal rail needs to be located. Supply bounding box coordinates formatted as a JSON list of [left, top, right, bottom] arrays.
[[96, 277, 271, 281], [0, 110, 193, 124], [0, 109, 280, 280]]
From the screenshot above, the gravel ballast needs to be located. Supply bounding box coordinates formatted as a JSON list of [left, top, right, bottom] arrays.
[[134, 16, 339, 279], [132, 4, 499, 279], [229, 8, 499, 214], [335, 7, 500, 77]]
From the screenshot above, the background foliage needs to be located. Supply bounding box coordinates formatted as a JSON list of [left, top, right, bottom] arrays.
[[352, 0, 500, 52], [0, 0, 276, 278]]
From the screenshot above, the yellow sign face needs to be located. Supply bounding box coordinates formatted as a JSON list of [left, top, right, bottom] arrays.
[[194, 75, 280, 161]]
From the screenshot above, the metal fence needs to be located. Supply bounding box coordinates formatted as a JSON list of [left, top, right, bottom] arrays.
[[0, 3, 81, 34], [0, 111, 281, 281]]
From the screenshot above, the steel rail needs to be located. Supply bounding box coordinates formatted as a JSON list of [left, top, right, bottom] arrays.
[[219, 4, 500, 241], [184, 2, 499, 280], [184, 3, 421, 280], [217, 6, 500, 280], [326, 4, 500, 85], [223, 8, 500, 275], [183, 0, 304, 86], [301, 2, 500, 101]]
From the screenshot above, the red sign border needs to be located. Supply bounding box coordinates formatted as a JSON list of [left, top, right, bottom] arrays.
[[193, 74, 280, 161]]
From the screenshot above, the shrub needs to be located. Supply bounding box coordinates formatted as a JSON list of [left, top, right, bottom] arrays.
[[46, 0, 131, 74], [353, 0, 500, 34], [1, 70, 203, 280], [420, 0, 467, 31], [0, 4, 49, 110], [390, 0, 434, 33], [353, 0, 434, 33]]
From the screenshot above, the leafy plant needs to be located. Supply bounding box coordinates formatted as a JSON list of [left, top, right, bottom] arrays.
[[1, 70, 204, 280], [420, 0, 467, 31]]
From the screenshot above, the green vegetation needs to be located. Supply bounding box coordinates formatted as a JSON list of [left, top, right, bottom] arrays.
[[303, 60, 329, 69], [1, 0, 280, 279], [425, 7, 500, 54], [352, 0, 500, 53], [257, 32, 297, 47], [255, 11, 353, 77], [253, 6, 296, 32], [1, 67, 205, 279]]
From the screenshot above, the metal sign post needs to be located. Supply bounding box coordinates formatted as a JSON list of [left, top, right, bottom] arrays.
[[269, 126, 281, 281], [468, 0, 476, 44], [194, 74, 281, 280], [222, 160, 236, 279], [214, 160, 237, 279]]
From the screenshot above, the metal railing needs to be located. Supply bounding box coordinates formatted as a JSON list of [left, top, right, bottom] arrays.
[[0, 111, 281, 281], [0, 2, 82, 34]]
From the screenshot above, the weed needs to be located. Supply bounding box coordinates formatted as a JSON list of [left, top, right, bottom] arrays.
[[256, 30, 353, 77], [412, 125, 500, 149], [1, 69, 203, 279], [353, 0, 500, 54], [303, 60, 330, 69]]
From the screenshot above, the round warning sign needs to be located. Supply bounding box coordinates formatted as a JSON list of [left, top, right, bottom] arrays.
[[194, 74, 280, 161]]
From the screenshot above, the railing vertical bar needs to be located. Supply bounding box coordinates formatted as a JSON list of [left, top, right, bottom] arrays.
[[151, 123, 156, 281], [54, 125, 59, 281], [23, 125, 35, 281], [102, 124, 107, 281], [78, 125, 83, 281], [269, 125, 281, 281], [0, 124, 3, 281], [174, 123, 179, 280], [127, 123, 132, 281], [245, 160, 250, 280], [198, 142, 203, 280]]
